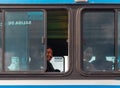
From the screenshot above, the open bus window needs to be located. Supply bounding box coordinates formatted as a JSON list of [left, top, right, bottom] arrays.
[[0, 9, 69, 73], [47, 9, 68, 72], [5, 11, 46, 71], [82, 10, 115, 72]]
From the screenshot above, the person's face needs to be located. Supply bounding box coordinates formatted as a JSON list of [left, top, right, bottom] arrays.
[[84, 47, 93, 61], [47, 48, 53, 61]]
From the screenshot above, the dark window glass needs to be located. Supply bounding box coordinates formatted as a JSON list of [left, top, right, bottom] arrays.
[[82, 10, 115, 71], [118, 12, 120, 70], [5, 11, 45, 71]]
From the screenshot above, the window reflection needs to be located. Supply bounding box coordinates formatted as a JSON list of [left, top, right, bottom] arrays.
[[82, 10, 115, 71], [5, 11, 45, 71], [118, 12, 120, 70]]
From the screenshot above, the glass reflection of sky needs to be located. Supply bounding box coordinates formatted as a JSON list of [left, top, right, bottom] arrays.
[[28, 12, 44, 20]]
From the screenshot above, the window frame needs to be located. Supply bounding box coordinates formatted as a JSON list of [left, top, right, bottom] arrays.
[[2, 9, 47, 74]]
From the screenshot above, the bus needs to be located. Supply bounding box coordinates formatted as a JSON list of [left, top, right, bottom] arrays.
[[0, 0, 120, 85]]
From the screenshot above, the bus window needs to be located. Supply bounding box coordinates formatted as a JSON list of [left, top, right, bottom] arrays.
[[118, 11, 120, 70], [5, 11, 46, 71], [47, 9, 68, 72], [82, 10, 115, 72]]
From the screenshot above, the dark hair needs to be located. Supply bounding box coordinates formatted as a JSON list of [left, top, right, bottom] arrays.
[[47, 46, 52, 49]]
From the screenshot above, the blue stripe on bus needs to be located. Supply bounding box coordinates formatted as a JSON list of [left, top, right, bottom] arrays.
[[0, 85, 119, 88], [0, 0, 74, 4], [0, 0, 120, 4], [89, 0, 120, 3]]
